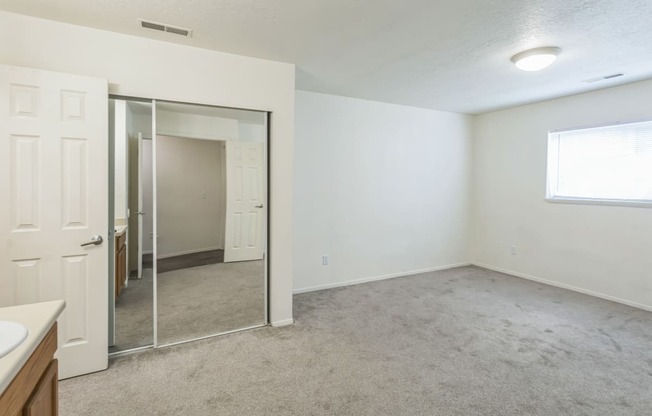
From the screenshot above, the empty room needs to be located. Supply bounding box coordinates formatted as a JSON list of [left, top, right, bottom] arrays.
[[0, 1, 650, 416]]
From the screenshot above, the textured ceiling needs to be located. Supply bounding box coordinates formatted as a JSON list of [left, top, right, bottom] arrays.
[[2, 0, 652, 114]]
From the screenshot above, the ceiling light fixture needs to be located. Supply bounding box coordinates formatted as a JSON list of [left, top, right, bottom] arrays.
[[511, 47, 560, 71]]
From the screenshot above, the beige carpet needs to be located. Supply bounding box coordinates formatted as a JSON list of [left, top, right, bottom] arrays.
[[110, 260, 265, 352], [64, 266, 652, 415], [110, 269, 154, 352], [157, 259, 265, 345]]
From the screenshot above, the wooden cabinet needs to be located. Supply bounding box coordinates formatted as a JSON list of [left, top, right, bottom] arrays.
[[0, 323, 58, 416], [23, 360, 57, 416], [115, 231, 127, 298]]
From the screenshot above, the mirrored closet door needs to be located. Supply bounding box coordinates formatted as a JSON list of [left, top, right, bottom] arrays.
[[155, 101, 268, 346], [109, 98, 154, 353], [109, 97, 268, 354]]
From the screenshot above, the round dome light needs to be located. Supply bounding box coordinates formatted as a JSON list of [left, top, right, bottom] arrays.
[[511, 47, 560, 71]]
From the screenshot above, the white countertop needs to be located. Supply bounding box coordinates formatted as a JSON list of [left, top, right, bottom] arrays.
[[0, 300, 65, 395], [114, 225, 127, 236]]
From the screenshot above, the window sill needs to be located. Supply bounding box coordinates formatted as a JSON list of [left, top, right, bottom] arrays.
[[544, 197, 652, 208]]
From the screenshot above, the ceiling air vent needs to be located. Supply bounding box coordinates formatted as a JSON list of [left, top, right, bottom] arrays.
[[138, 19, 192, 37], [582, 73, 624, 83]]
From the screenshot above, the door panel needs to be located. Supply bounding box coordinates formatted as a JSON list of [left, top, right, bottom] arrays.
[[0, 64, 108, 379], [224, 141, 265, 263]]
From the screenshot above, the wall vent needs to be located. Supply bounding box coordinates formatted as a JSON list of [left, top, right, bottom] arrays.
[[582, 73, 624, 83], [138, 19, 192, 37]]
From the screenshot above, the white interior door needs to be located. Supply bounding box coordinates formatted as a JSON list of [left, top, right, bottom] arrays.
[[137, 132, 144, 279], [224, 141, 265, 263], [0, 65, 109, 379]]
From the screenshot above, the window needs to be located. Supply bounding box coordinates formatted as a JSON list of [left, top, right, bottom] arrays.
[[546, 120, 652, 207]]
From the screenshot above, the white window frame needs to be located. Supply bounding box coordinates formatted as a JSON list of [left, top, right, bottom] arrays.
[[545, 119, 652, 208]]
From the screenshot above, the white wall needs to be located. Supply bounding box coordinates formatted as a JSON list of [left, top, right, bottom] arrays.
[[156, 110, 238, 140], [294, 91, 473, 292], [131, 110, 153, 139], [0, 11, 295, 325], [472, 79, 652, 310], [141, 140, 154, 253], [239, 122, 267, 142], [156, 135, 225, 257], [113, 100, 131, 222]]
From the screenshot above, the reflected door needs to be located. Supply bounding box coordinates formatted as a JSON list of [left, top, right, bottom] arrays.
[[224, 141, 265, 263], [137, 132, 145, 279]]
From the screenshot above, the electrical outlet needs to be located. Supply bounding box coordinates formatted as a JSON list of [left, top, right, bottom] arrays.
[[510, 245, 517, 255], [322, 255, 329, 266]]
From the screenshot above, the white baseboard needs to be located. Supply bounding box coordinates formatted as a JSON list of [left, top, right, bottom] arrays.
[[472, 262, 652, 312], [271, 319, 294, 327], [293, 262, 472, 295], [157, 246, 222, 259]]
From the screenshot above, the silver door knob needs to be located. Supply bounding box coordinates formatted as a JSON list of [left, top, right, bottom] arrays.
[[81, 235, 103, 247], [255, 204, 264, 208], [136, 211, 146, 215]]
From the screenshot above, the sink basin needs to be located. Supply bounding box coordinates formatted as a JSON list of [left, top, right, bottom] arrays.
[[0, 321, 29, 359]]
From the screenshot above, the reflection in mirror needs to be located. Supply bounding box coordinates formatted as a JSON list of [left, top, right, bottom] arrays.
[[155, 101, 267, 346], [109, 99, 154, 353]]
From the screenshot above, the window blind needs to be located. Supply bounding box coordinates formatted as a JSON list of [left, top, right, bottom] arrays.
[[547, 120, 652, 203]]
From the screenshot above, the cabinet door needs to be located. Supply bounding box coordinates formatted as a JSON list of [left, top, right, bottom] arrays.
[[115, 239, 126, 298], [115, 245, 121, 298], [23, 359, 58, 416]]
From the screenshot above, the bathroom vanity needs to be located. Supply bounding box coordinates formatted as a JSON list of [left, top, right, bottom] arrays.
[[0, 301, 65, 416]]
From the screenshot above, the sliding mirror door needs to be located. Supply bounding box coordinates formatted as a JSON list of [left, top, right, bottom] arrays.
[[109, 99, 154, 353], [155, 101, 268, 346]]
